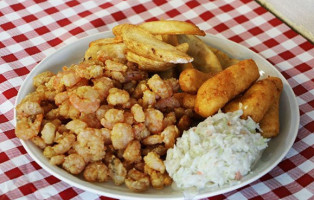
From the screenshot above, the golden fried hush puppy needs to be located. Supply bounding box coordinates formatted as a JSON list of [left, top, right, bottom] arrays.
[[224, 77, 282, 123], [195, 59, 260, 117], [259, 77, 283, 138]]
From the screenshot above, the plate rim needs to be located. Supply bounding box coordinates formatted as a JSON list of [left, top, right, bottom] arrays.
[[14, 31, 300, 200]]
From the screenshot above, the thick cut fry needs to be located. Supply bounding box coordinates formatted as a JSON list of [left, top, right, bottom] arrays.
[[208, 46, 239, 69], [175, 43, 189, 53], [89, 37, 123, 47], [195, 59, 260, 117], [223, 77, 282, 122], [85, 43, 126, 62], [126, 51, 174, 71], [119, 24, 193, 63], [139, 20, 205, 36], [179, 68, 216, 94], [259, 77, 283, 138], [177, 35, 222, 73], [162, 35, 179, 46]]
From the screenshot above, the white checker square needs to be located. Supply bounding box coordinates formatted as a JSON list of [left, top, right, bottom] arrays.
[[298, 52, 313, 62], [61, 8, 76, 18], [94, 9, 110, 17], [73, 18, 89, 26], [252, 182, 271, 194], [0, 1, 8, 9], [51, 28, 68, 37], [26, 4, 42, 14], [6, 43, 24, 53], [296, 96, 306, 106], [30, 36, 45, 46], [231, 24, 246, 34], [276, 61, 294, 71], [7, 76, 23, 87], [17, 23, 33, 33], [38, 185, 59, 199], [39, 15, 55, 25], [294, 188, 313, 200], [148, 7, 164, 17], [246, 37, 261, 46], [0, 101, 13, 113], [281, 40, 297, 50], [18, 56, 36, 67], [275, 173, 294, 185], [298, 160, 314, 173], [203, 2, 218, 10], [306, 110, 314, 121], [169, 0, 185, 7], [294, 73, 309, 84], [265, 28, 282, 38], [81, 1, 98, 9], [42, 48, 56, 57], [198, 22, 212, 31], [183, 10, 198, 19], [228, 192, 246, 200], [115, 1, 129, 10], [216, 13, 232, 22], [251, 16, 266, 26], [0, 63, 14, 73], [0, 140, 16, 152], [237, 5, 251, 14], [49, 1, 63, 7], [11, 154, 32, 166], [0, 30, 12, 40], [5, 12, 20, 21], [128, 15, 144, 24], [76, 192, 99, 200], [260, 49, 277, 59]]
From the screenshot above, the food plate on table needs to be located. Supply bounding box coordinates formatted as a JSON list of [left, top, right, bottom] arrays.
[[14, 24, 299, 199]]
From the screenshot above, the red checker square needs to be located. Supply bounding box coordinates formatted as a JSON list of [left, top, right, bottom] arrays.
[[146, 17, 159, 22], [166, 9, 180, 18], [0, 74, 6, 83], [273, 186, 292, 198], [70, 27, 84, 35], [132, 4, 146, 14], [112, 11, 127, 21], [0, 41, 4, 48], [240, 0, 251, 3], [31, 161, 41, 170], [5, 167, 24, 180], [308, 99, 314, 108], [59, 188, 78, 199], [200, 11, 214, 21], [260, 173, 273, 181], [186, 1, 200, 9], [297, 174, 313, 187], [248, 27, 263, 35], [254, 6, 267, 15], [234, 15, 249, 24], [1, 22, 15, 31], [79, 10, 92, 18], [66, 0, 79, 7], [293, 84, 307, 96], [23, 14, 37, 23], [13, 34, 28, 43], [57, 18, 71, 27], [2, 54, 18, 62], [304, 121, 314, 132], [210, 194, 227, 200], [100, 196, 118, 200], [153, 0, 167, 6], [220, 4, 234, 12], [11, 3, 25, 11], [300, 147, 313, 159], [19, 183, 37, 195], [5, 129, 16, 139], [35, 26, 50, 35], [25, 46, 41, 55], [45, 7, 58, 14], [14, 67, 29, 76], [99, 2, 113, 9], [229, 35, 244, 43], [0, 11, 3, 17], [268, 18, 282, 27], [250, 197, 264, 200], [45, 175, 60, 185], [295, 63, 311, 73], [48, 37, 62, 47], [277, 159, 296, 171], [34, 0, 46, 3], [3, 88, 18, 99], [91, 18, 105, 27], [279, 50, 294, 60], [0, 194, 10, 200], [264, 38, 279, 48], [17, 146, 27, 154], [299, 41, 313, 51], [284, 29, 298, 39], [0, 152, 10, 163], [0, 114, 8, 123], [214, 23, 229, 33], [281, 71, 291, 80]]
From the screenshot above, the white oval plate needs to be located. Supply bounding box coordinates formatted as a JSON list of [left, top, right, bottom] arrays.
[[15, 32, 299, 199]]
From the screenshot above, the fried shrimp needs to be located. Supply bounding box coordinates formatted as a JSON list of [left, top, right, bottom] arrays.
[[69, 86, 101, 114], [16, 114, 43, 140], [144, 152, 165, 173], [62, 154, 86, 174], [107, 88, 130, 105], [147, 74, 173, 99], [111, 123, 134, 150], [108, 156, 127, 185], [125, 168, 150, 192], [145, 108, 164, 134], [83, 161, 109, 182], [123, 140, 142, 163]]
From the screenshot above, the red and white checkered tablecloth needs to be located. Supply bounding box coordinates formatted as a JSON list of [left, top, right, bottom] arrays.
[[0, 0, 313, 199]]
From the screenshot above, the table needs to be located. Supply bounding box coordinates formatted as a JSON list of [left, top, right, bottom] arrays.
[[0, 0, 313, 199]]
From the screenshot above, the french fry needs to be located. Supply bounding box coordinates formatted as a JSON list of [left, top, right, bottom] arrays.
[[162, 34, 179, 46], [85, 43, 126, 62], [89, 37, 123, 47], [208, 46, 240, 69], [120, 24, 193, 63], [177, 35, 222, 73], [179, 68, 216, 94], [175, 43, 189, 53], [126, 51, 174, 71], [139, 20, 205, 36]]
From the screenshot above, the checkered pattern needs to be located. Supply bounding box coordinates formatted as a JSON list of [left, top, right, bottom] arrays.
[[0, 0, 313, 199]]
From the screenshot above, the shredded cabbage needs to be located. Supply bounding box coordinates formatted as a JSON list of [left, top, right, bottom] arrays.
[[165, 110, 269, 190]]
